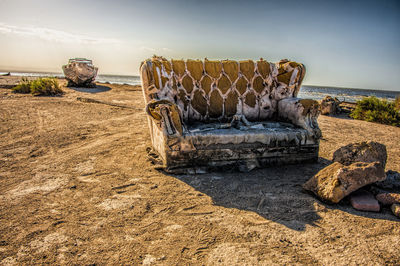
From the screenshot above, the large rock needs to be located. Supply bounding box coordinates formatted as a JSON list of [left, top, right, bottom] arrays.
[[320, 96, 340, 115], [303, 161, 386, 204], [332, 141, 387, 168]]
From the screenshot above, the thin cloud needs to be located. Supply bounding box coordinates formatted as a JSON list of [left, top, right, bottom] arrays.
[[140, 46, 156, 52], [0, 23, 121, 44], [140, 46, 173, 53]]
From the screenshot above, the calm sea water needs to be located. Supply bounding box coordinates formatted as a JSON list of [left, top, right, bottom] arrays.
[[2, 71, 398, 103], [299, 85, 399, 103]]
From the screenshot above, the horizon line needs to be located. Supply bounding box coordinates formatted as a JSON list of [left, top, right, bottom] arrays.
[[1, 69, 399, 93]]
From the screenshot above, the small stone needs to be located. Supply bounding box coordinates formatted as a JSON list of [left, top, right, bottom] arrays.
[[391, 204, 400, 218], [350, 190, 380, 212], [332, 141, 387, 168], [376, 193, 400, 205]]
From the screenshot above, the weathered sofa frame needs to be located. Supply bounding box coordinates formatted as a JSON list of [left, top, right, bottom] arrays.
[[140, 56, 321, 173]]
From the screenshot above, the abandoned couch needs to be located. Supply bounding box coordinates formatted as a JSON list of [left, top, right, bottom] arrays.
[[140, 57, 321, 173]]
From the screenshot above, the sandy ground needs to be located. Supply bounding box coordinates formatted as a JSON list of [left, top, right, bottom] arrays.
[[0, 77, 399, 265]]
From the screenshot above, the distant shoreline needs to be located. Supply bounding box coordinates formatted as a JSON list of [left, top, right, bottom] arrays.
[[0, 70, 136, 78], [1, 72, 399, 103], [1, 70, 398, 94], [303, 84, 399, 94]]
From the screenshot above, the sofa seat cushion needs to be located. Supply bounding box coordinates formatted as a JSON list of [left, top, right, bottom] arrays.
[[183, 121, 315, 149]]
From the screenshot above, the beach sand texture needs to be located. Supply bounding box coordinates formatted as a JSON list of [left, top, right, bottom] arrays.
[[0, 77, 399, 264]]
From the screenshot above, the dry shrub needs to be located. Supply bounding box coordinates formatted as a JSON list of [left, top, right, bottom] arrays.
[[13, 77, 63, 96]]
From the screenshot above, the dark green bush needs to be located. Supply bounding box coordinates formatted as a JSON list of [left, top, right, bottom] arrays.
[[350, 96, 400, 127], [13, 77, 63, 96]]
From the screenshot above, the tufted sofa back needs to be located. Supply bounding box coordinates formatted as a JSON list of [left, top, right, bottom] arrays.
[[140, 57, 305, 123]]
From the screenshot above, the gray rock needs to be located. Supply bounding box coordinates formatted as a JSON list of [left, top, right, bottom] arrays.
[[320, 96, 340, 115], [332, 141, 387, 168], [374, 170, 400, 191]]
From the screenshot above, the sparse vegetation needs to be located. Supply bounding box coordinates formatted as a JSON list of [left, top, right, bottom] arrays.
[[12, 77, 31, 93], [350, 96, 400, 127], [13, 77, 63, 96], [395, 96, 400, 111]]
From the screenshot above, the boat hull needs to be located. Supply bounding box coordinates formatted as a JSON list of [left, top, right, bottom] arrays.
[[62, 61, 98, 87]]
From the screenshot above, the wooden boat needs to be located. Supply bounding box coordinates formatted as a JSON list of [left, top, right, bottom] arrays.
[[62, 58, 98, 87]]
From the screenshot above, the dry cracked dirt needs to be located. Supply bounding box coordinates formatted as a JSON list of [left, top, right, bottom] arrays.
[[0, 78, 399, 265]]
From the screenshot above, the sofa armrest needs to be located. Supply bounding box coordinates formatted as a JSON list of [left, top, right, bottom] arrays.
[[146, 99, 183, 136], [277, 98, 321, 139], [276, 60, 306, 98]]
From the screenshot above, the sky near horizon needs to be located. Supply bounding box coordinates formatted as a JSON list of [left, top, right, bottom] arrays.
[[0, 0, 399, 91]]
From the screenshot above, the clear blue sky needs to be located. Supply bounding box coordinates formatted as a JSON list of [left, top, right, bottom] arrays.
[[0, 0, 399, 91]]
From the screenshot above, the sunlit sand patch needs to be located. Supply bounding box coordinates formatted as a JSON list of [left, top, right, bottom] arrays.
[[76, 175, 100, 183], [207, 243, 257, 265], [163, 224, 183, 232], [7, 173, 68, 199], [1, 256, 17, 265], [74, 159, 95, 175], [142, 254, 157, 265], [29, 231, 68, 253], [124, 229, 136, 241], [97, 194, 141, 211], [111, 99, 128, 104], [162, 224, 183, 236]]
